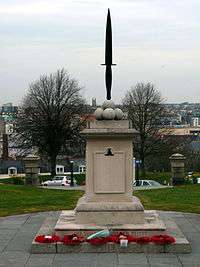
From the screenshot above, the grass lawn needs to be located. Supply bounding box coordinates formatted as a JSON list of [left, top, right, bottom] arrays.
[[135, 184, 200, 213], [0, 184, 84, 217], [0, 184, 200, 216]]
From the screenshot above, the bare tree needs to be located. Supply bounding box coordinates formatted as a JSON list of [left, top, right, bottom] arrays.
[[123, 82, 164, 177], [14, 69, 87, 176]]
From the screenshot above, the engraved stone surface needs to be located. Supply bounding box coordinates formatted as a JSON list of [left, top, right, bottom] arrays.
[[94, 151, 125, 193]]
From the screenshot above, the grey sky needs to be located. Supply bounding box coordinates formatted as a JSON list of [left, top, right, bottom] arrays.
[[1, 0, 200, 105]]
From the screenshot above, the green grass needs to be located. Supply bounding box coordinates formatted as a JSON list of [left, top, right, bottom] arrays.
[[1, 184, 200, 217], [0, 184, 84, 217], [0, 178, 15, 184], [135, 184, 200, 213]]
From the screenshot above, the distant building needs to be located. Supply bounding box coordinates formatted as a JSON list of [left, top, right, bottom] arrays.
[[0, 160, 24, 175], [0, 120, 6, 158], [0, 103, 18, 122], [192, 117, 200, 127], [92, 98, 97, 108], [1, 103, 17, 114]]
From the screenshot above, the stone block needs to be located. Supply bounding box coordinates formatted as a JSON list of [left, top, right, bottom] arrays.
[[57, 242, 109, 253], [89, 120, 130, 129]]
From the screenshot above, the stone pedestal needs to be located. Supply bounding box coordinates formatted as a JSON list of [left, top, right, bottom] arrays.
[[24, 154, 40, 186], [75, 120, 145, 225], [54, 120, 166, 233], [169, 153, 186, 185]]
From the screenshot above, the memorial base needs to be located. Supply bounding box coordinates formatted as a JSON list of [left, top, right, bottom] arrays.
[[31, 210, 191, 254], [74, 195, 145, 224]]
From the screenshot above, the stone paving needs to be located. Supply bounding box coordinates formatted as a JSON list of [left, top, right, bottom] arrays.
[[0, 211, 200, 267]]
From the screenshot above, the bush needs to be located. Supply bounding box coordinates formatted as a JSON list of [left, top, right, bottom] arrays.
[[74, 173, 85, 185], [193, 177, 198, 184], [12, 177, 24, 185], [144, 172, 171, 185]]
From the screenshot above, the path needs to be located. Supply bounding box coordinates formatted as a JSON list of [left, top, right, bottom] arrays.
[[0, 211, 200, 266]]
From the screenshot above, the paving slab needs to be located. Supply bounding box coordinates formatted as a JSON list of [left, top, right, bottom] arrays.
[[0, 211, 199, 267], [0, 229, 18, 240], [178, 254, 200, 266], [53, 253, 98, 267], [148, 256, 182, 267], [26, 254, 55, 267], [173, 217, 198, 234], [0, 251, 30, 267], [118, 253, 148, 265], [118, 265, 149, 267]]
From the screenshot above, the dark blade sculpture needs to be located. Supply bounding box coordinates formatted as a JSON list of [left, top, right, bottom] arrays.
[[101, 9, 116, 100]]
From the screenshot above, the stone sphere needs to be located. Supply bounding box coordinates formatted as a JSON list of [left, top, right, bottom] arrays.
[[102, 108, 115, 120], [94, 108, 103, 120], [114, 108, 124, 120], [102, 100, 115, 110]]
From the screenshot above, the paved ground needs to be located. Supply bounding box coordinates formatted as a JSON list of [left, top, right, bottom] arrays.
[[0, 211, 200, 267]]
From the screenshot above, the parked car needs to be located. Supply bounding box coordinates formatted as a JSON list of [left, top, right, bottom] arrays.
[[41, 176, 76, 186], [133, 180, 162, 187]]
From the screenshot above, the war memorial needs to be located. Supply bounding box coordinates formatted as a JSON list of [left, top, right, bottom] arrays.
[[31, 10, 191, 254]]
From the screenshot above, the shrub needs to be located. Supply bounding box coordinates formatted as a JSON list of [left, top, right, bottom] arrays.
[[13, 177, 24, 185], [184, 178, 193, 185], [74, 173, 86, 185], [192, 177, 198, 184], [144, 172, 171, 185]]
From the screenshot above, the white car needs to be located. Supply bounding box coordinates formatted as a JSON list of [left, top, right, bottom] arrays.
[[41, 176, 70, 186], [133, 180, 162, 187]]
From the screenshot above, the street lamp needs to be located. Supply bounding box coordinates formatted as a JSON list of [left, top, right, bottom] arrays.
[[70, 161, 74, 187], [135, 159, 142, 186]]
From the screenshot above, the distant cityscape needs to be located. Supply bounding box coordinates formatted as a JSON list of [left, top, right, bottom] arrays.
[[1, 100, 200, 175]]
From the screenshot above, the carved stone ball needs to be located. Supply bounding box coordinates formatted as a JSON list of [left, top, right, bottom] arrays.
[[114, 108, 124, 120], [94, 107, 103, 120], [102, 100, 115, 110], [102, 108, 115, 120]]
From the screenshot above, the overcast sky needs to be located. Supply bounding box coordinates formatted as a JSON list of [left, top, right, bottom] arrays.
[[1, 0, 200, 105]]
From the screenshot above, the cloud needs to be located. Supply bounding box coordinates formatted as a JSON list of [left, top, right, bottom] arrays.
[[1, 0, 200, 104], [0, 1, 66, 15]]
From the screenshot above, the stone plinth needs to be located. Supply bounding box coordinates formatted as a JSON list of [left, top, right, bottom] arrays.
[[55, 210, 166, 237], [169, 153, 186, 185], [24, 154, 40, 186], [75, 196, 144, 224], [31, 211, 191, 254], [75, 120, 144, 225]]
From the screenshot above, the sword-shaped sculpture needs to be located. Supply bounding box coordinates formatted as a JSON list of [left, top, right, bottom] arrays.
[[101, 9, 116, 100]]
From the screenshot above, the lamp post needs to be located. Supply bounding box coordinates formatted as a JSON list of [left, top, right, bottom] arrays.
[[70, 160, 74, 187], [135, 160, 141, 186]]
